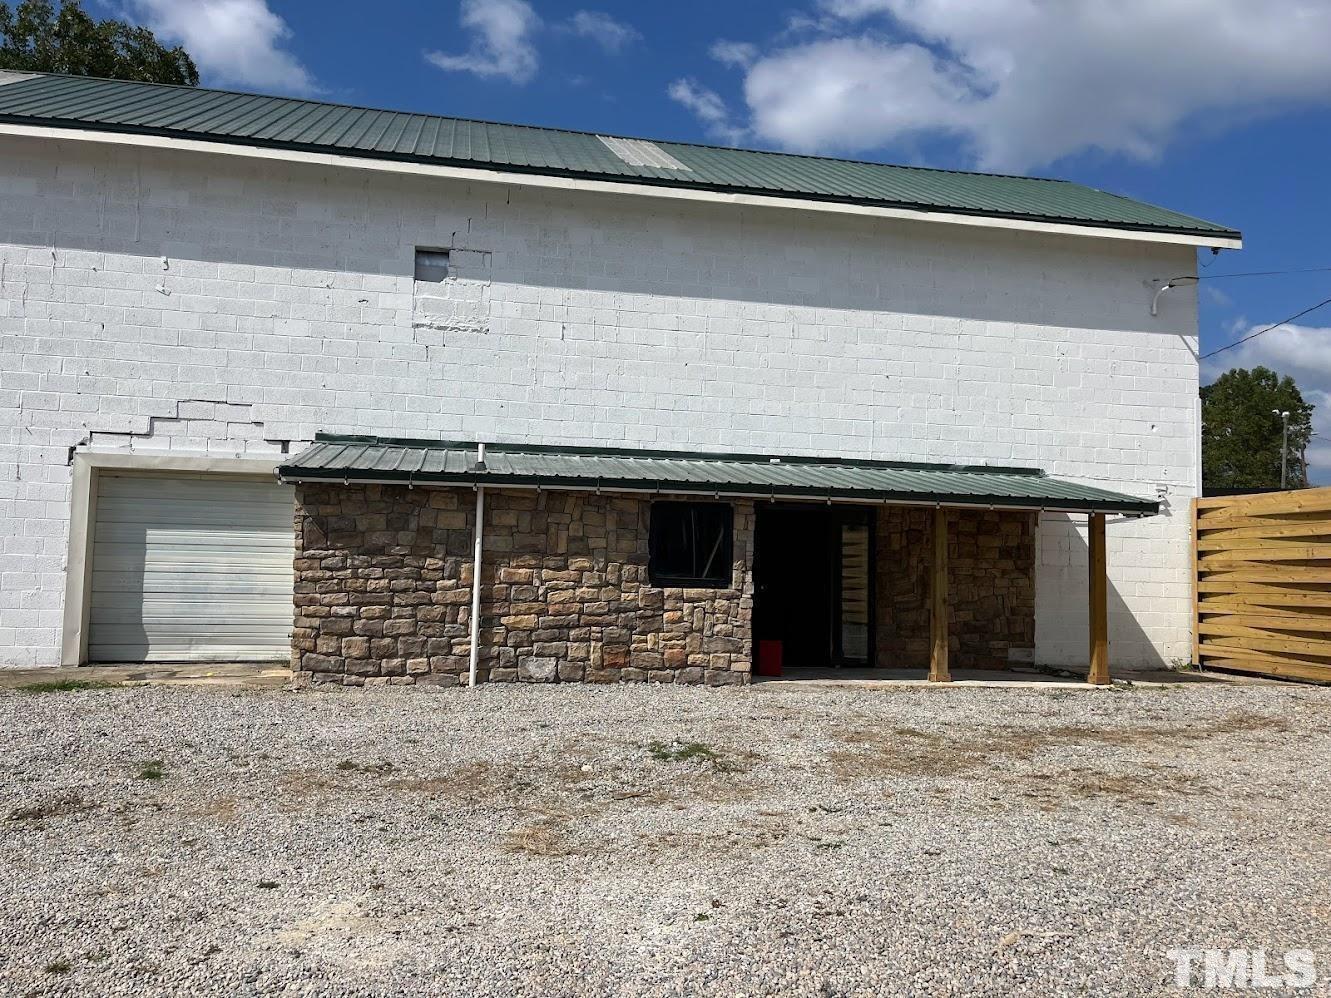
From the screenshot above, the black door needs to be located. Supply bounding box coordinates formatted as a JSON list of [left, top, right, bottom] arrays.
[[753, 506, 873, 669]]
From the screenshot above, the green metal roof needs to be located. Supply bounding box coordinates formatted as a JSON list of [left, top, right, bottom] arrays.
[[0, 72, 1238, 242], [277, 435, 1158, 516]]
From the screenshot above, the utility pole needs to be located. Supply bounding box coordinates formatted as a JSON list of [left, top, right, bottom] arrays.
[[1273, 409, 1290, 489]]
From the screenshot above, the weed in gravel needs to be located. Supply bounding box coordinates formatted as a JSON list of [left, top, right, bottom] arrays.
[[1032, 711, 1291, 750], [832, 711, 1290, 784], [276, 768, 334, 803], [383, 775, 455, 794], [8, 793, 93, 822], [1105, 681, 1182, 693], [503, 820, 573, 857], [1018, 773, 1152, 810], [136, 760, 165, 780], [830, 727, 961, 779], [336, 760, 395, 775], [1041, 767, 1209, 809], [647, 740, 744, 772], [384, 761, 513, 800], [257, 880, 279, 889], [188, 796, 237, 821], [18, 679, 121, 693], [649, 740, 720, 763], [187, 944, 222, 965], [43, 959, 71, 975]]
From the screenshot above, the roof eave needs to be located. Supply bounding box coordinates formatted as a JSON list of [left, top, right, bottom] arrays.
[[0, 119, 1243, 249], [275, 465, 1160, 517]]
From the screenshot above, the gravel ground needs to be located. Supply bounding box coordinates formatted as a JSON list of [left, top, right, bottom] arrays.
[[1, 680, 1329, 997]]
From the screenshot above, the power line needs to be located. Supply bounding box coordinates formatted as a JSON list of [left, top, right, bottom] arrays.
[[1202, 295, 1331, 359], [1160, 266, 1331, 284], [1198, 266, 1331, 280]]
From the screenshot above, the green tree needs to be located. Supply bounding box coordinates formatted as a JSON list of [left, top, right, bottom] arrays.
[[0, 0, 197, 85], [1201, 366, 1314, 490]]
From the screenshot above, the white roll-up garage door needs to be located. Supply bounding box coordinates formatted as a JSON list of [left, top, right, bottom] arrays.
[[88, 473, 294, 662]]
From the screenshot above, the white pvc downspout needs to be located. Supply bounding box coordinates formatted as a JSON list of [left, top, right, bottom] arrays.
[[467, 443, 486, 688]]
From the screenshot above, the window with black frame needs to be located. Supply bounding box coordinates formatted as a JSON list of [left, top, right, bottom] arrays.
[[649, 501, 733, 587]]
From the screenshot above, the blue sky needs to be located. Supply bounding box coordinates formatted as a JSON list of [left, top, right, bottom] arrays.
[[121, 0, 1331, 476]]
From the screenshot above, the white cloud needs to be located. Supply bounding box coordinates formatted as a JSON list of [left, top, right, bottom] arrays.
[[1203, 323, 1331, 484], [129, 0, 316, 94], [567, 10, 640, 52], [426, 0, 540, 84], [688, 0, 1331, 171], [743, 37, 969, 155], [667, 78, 747, 146], [709, 40, 757, 68], [1201, 323, 1331, 387]]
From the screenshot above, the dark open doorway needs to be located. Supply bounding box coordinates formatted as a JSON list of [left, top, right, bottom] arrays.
[[753, 505, 874, 671]]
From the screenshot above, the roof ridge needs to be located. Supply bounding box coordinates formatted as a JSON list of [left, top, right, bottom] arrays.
[[11, 71, 1073, 187]]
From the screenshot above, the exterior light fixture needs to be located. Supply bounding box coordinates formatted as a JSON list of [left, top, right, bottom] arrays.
[[1150, 275, 1200, 316]]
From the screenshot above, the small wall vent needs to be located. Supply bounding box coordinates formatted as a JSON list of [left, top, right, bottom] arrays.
[[597, 135, 691, 171], [414, 248, 450, 283]]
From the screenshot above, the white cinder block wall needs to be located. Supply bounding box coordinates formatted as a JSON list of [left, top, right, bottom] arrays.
[[0, 136, 1200, 668]]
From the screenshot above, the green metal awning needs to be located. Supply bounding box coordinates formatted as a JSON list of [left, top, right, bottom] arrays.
[[278, 435, 1158, 516]]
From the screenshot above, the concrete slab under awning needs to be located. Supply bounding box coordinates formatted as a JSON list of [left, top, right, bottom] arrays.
[[752, 667, 1265, 690]]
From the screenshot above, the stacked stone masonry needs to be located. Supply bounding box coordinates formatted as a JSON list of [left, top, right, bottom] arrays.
[[293, 484, 755, 687], [875, 507, 1037, 670], [294, 483, 1036, 686]]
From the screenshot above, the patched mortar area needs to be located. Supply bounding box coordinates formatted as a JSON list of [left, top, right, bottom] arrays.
[[2, 683, 1329, 997]]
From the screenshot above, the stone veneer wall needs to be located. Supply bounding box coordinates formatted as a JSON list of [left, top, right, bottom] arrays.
[[292, 483, 755, 687], [875, 507, 1036, 669]]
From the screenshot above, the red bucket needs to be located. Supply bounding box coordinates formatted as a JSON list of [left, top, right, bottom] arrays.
[[756, 639, 783, 677]]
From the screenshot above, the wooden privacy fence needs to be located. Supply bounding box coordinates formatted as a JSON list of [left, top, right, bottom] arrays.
[[1194, 488, 1331, 682]]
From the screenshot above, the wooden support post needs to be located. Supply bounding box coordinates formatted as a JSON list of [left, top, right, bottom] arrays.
[[929, 506, 950, 682], [1087, 512, 1110, 685]]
